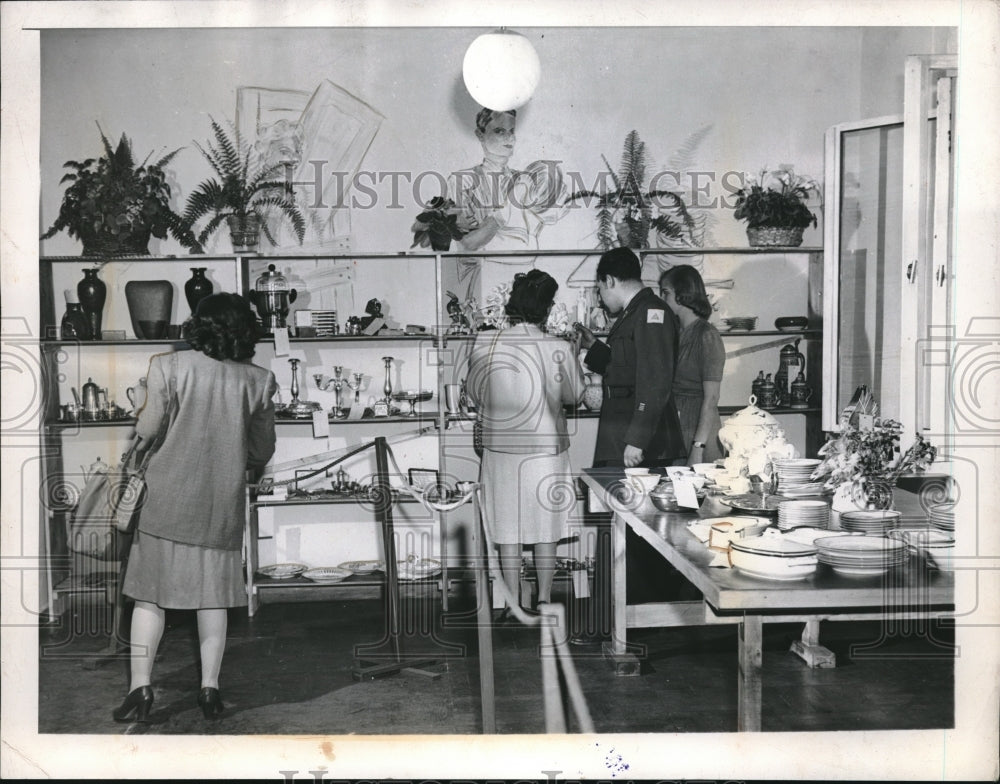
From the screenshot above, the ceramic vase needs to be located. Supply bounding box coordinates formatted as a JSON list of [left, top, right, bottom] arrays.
[[76, 268, 106, 341], [184, 267, 213, 314], [60, 292, 91, 340], [124, 280, 173, 340], [582, 373, 604, 411]]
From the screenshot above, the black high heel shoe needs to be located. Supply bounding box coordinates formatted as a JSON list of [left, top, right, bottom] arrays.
[[197, 687, 225, 719], [112, 686, 154, 723]]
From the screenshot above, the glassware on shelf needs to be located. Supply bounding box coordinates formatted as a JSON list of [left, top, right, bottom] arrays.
[[392, 389, 433, 417]]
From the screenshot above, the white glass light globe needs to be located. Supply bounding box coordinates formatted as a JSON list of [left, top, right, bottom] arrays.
[[462, 29, 541, 112]]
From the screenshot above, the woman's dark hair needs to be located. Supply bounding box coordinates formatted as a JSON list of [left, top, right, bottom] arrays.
[[182, 292, 259, 361], [596, 246, 642, 283], [659, 264, 713, 319], [475, 107, 516, 135], [505, 269, 558, 326]]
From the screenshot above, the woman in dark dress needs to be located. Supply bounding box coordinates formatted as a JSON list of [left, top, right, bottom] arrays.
[[113, 293, 277, 723], [658, 264, 726, 465]]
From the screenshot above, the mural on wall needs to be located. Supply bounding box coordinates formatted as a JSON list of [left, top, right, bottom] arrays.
[[237, 80, 384, 250], [237, 80, 384, 318]]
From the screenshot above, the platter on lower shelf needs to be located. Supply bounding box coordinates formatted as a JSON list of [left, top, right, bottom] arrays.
[[301, 566, 353, 583], [338, 560, 385, 575], [396, 557, 442, 581], [256, 563, 308, 580]]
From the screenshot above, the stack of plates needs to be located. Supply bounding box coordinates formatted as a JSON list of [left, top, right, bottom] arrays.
[[816, 535, 909, 577], [773, 458, 825, 497], [396, 557, 442, 581], [722, 316, 758, 331], [777, 499, 830, 530], [841, 509, 901, 536], [338, 560, 384, 575], [929, 503, 956, 532], [311, 310, 339, 337]]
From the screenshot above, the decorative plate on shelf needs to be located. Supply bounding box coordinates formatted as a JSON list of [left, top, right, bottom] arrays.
[[396, 557, 442, 581], [718, 493, 782, 514], [256, 563, 308, 580], [302, 566, 352, 583], [338, 560, 384, 575]]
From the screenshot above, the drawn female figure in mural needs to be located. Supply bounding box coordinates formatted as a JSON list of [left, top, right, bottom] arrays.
[[450, 108, 568, 251]]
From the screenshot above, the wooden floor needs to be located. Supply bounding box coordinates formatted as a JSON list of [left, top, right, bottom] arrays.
[[38, 584, 955, 735]]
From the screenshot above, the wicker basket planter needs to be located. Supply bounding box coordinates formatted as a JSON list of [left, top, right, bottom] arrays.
[[747, 226, 805, 247]]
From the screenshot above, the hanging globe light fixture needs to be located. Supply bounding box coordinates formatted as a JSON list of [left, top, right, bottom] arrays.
[[462, 28, 540, 112]]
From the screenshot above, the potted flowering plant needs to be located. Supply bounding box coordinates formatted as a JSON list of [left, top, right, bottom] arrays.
[[810, 418, 937, 509], [40, 127, 196, 256], [410, 196, 467, 251], [732, 165, 821, 247]]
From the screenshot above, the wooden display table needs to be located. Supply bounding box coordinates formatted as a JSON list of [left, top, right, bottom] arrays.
[[580, 468, 954, 731]]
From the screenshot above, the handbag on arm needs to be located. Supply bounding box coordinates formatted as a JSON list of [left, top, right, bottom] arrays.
[[67, 354, 179, 560]]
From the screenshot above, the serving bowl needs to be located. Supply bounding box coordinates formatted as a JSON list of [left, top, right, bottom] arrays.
[[775, 316, 809, 331], [729, 533, 818, 580], [649, 482, 706, 511]]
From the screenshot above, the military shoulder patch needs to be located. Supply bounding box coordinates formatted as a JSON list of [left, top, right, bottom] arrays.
[[647, 309, 665, 324]]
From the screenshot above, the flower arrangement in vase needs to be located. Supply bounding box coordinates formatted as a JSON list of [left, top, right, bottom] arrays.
[[810, 417, 937, 509]]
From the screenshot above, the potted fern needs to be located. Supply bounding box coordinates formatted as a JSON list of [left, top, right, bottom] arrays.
[[183, 119, 306, 253], [565, 130, 697, 250], [732, 166, 821, 247], [40, 126, 194, 256]]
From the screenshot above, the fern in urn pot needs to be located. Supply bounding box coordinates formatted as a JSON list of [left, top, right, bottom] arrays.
[[182, 119, 306, 254]]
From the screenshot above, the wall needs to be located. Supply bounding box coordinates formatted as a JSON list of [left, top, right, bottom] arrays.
[[38, 26, 955, 568]]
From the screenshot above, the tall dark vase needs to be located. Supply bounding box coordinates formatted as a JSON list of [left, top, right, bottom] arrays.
[[184, 267, 213, 315], [124, 280, 173, 340], [77, 268, 107, 341]]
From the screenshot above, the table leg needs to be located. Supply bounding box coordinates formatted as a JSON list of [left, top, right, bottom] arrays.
[[737, 614, 763, 732], [611, 512, 627, 656], [790, 618, 836, 668], [602, 512, 641, 675]]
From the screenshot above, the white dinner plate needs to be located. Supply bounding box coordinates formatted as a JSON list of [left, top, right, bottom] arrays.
[[302, 567, 352, 583], [338, 560, 384, 575]]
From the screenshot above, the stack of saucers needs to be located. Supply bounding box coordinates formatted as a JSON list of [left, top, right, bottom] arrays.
[[928, 502, 956, 532], [777, 499, 831, 530], [816, 535, 909, 577], [722, 316, 758, 331], [311, 310, 339, 337], [773, 458, 825, 497], [841, 509, 902, 536]]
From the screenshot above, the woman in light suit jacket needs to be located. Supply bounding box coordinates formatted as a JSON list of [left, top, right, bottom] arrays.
[[113, 293, 277, 724], [468, 270, 584, 622]]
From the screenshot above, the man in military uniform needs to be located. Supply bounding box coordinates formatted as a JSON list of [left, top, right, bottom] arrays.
[[577, 247, 685, 466], [571, 247, 687, 642]]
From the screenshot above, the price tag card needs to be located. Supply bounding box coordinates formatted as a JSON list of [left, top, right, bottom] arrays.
[[346, 400, 365, 420], [311, 409, 330, 439], [273, 327, 291, 357], [674, 477, 701, 509], [571, 567, 590, 599]]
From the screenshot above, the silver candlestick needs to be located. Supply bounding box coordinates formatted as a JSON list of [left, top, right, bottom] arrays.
[[382, 356, 394, 403], [286, 358, 321, 418], [346, 371, 364, 406], [314, 365, 347, 418]]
